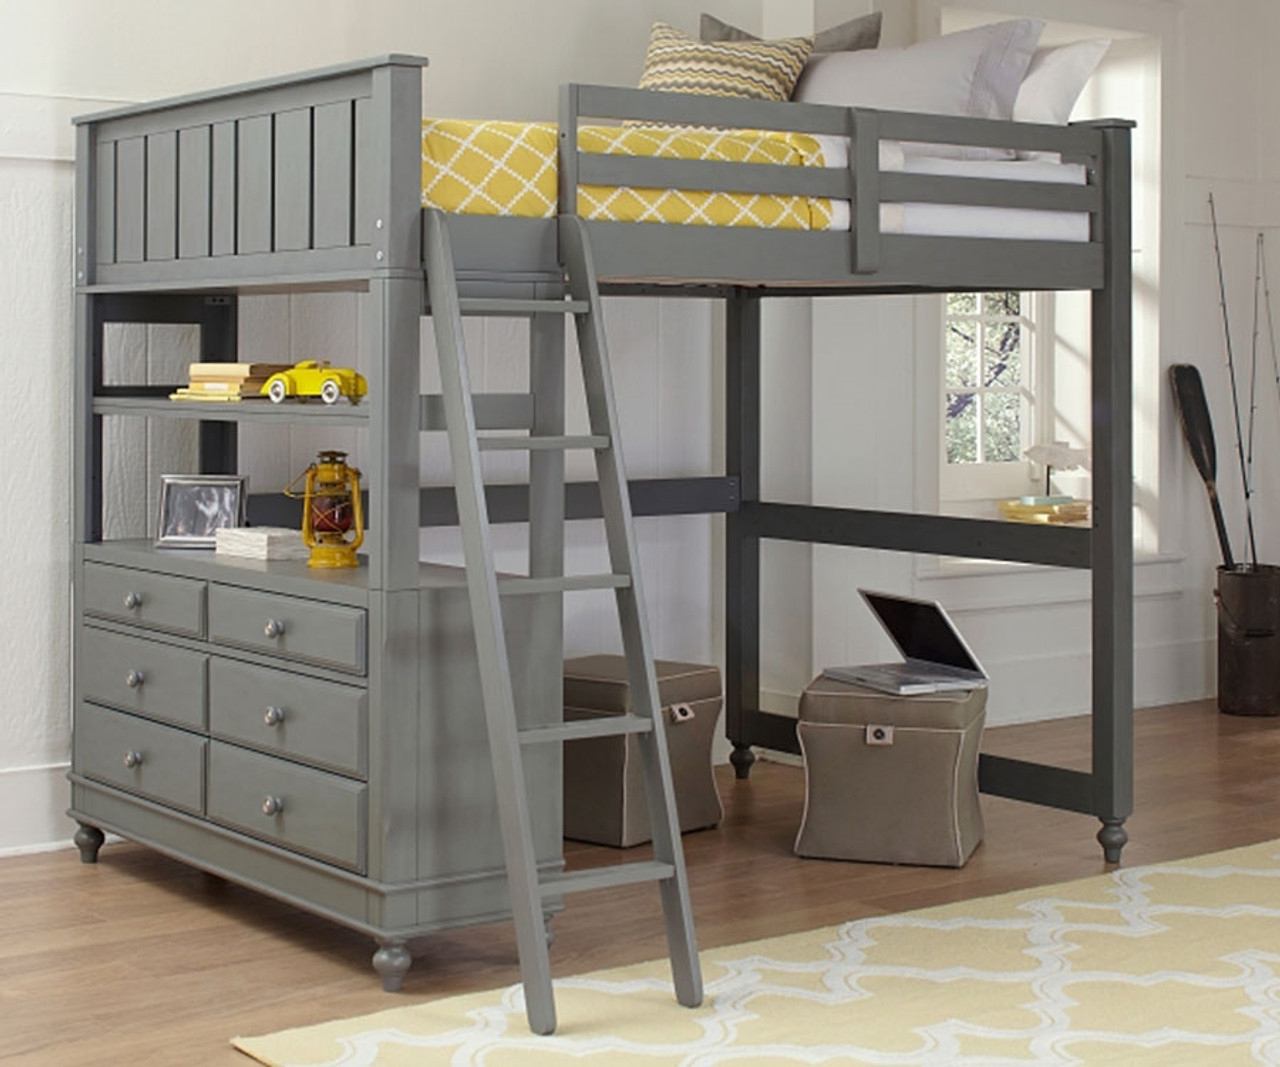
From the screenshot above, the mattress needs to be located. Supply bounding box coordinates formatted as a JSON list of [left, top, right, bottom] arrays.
[[421, 119, 1088, 241]]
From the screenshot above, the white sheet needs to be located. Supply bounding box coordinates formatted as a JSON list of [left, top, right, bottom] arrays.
[[812, 137, 1090, 241]]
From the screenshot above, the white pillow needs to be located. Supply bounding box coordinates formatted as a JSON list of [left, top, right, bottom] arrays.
[[1014, 38, 1111, 125], [795, 19, 1045, 159]]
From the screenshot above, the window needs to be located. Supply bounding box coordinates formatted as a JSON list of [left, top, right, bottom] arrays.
[[940, 291, 1047, 502], [918, 3, 1167, 557]]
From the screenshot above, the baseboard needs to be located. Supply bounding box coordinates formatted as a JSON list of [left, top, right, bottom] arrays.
[[0, 764, 76, 857]]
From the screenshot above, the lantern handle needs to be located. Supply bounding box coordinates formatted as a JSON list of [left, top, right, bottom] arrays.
[[348, 466, 365, 552], [282, 464, 316, 500]]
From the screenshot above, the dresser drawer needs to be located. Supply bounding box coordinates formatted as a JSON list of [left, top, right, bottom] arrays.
[[206, 742, 367, 872], [82, 562, 205, 638], [75, 703, 206, 815], [207, 585, 366, 675], [209, 658, 367, 778], [79, 626, 207, 730]]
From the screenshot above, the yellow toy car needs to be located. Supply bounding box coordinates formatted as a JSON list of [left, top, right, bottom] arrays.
[[261, 360, 367, 405]]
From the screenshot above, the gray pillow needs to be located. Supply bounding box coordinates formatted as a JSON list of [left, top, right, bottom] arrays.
[[700, 12, 882, 54]]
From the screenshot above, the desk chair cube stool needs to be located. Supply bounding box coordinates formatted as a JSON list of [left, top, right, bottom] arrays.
[[795, 675, 986, 867], [563, 655, 723, 847]]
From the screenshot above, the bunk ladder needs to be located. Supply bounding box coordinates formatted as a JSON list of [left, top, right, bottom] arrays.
[[423, 208, 703, 1035]]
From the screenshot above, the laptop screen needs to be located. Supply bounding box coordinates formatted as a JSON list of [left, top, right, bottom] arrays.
[[861, 591, 982, 673]]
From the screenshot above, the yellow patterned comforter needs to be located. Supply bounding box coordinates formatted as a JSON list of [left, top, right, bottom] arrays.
[[421, 119, 836, 230]]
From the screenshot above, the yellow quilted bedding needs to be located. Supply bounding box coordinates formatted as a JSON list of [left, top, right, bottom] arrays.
[[421, 119, 835, 230]]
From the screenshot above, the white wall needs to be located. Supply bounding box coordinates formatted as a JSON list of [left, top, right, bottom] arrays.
[[3, 0, 1276, 852]]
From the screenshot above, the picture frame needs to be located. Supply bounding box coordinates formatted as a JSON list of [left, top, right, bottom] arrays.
[[156, 474, 248, 548]]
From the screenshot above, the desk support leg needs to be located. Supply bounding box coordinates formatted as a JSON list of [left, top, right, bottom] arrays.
[[1090, 121, 1134, 864], [726, 290, 761, 779]]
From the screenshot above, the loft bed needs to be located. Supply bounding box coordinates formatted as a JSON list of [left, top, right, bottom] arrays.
[[73, 54, 1133, 864]]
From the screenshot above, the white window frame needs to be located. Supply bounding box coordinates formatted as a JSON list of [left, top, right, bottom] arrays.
[[939, 290, 1053, 503]]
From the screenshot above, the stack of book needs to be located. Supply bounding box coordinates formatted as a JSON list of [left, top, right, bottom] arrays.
[[214, 526, 310, 561], [170, 362, 292, 402]]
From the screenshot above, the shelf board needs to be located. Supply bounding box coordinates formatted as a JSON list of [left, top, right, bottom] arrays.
[[80, 540, 470, 600], [92, 396, 370, 424]]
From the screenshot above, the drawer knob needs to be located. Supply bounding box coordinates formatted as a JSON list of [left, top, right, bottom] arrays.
[[123, 750, 144, 769], [125, 670, 145, 689], [263, 706, 286, 727], [123, 591, 144, 610], [262, 795, 284, 816], [263, 618, 286, 639]]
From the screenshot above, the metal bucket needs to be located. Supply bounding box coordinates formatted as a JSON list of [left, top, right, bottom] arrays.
[[1216, 564, 1280, 716]]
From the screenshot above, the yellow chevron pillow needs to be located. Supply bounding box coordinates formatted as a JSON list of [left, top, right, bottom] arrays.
[[638, 21, 812, 102]]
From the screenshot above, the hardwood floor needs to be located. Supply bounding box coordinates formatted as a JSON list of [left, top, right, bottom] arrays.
[[6, 698, 1280, 1065]]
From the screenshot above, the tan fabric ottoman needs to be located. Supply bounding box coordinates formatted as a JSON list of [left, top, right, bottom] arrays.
[[563, 655, 723, 847], [794, 675, 986, 867]]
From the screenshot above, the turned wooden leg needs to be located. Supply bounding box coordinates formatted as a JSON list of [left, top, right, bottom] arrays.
[[544, 915, 556, 948], [74, 823, 105, 864], [1097, 818, 1128, 864], [373, 939, 411, 992], [730, 743, 755, 780]]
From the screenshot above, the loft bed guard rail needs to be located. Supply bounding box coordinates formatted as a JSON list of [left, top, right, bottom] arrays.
[[550, 82, 1111, 290]]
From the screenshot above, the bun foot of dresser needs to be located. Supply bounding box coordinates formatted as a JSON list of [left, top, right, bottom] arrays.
[[73, 823, 105, 864], [373, 939, 412, 992]]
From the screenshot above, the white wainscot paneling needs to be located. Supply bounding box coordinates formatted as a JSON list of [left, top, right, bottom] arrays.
[[1, 157, 74, 776]]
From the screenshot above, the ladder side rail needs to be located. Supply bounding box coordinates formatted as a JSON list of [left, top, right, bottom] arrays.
[[560, 214, 703, 1009], [423, 208, 558, 1035]]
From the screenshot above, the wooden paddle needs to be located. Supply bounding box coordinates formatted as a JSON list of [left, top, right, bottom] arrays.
[[1169, 363, 1235, 570]]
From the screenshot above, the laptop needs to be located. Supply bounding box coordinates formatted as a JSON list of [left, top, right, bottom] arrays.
[[822, 590, 988, 696]]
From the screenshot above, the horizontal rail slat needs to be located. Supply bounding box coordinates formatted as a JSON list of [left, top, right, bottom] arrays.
[[753, 501, 1092, 568], [877, 110, 1100, 157], [574, 83, 848, 135], [880, 173, 1100, 212], [578, 154, 852, 199]]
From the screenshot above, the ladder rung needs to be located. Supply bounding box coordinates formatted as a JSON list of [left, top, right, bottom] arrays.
[[540, 860, 675, 900], [519, 714, 653, 745], [457, 298, 590, 317], [478, 434, 609, 452], [421, 392, 534, 432], [499, 573, 631, 596]]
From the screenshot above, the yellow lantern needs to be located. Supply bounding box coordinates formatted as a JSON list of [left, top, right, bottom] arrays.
[[286, 450, 364, 568]]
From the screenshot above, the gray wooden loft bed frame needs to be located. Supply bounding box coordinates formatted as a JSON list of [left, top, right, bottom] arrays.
[[73, 54, 1133, 872]]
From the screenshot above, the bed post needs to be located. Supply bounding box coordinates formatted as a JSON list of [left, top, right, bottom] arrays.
[[1088, 119, 1135, 863], [72, 122, 101, 547], [726, 290, 762, 779], [364, 60, 426, 593]]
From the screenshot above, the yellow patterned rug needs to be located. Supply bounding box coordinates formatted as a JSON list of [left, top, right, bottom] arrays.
[[234, 840, 1280, 1065]]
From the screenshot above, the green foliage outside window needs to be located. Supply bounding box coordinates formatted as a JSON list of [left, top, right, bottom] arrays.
[[944, 292, 1027, 466]]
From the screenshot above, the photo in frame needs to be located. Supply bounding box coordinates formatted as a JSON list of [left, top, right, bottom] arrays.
[[156, 474, 248, 548]]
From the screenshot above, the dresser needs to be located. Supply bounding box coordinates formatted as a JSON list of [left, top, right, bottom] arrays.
[[70, 538, 562, 988]]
